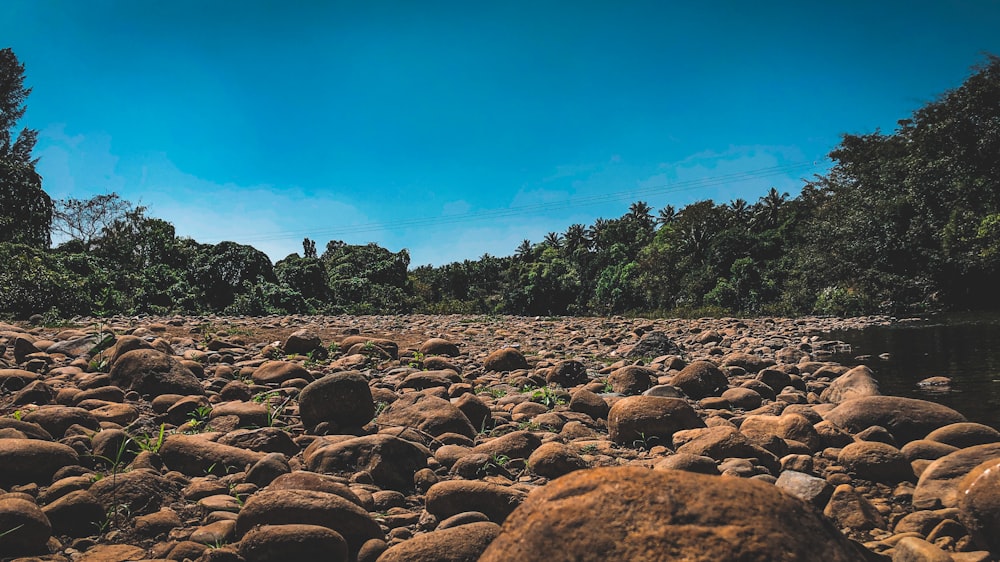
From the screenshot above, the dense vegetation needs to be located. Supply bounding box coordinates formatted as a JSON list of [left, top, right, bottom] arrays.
[[2, 48, 999, 319]]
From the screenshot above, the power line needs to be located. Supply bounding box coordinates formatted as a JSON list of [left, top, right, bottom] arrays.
[[201, 162, 818, 244]]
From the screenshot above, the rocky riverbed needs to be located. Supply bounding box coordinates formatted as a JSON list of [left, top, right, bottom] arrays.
[[1, 314, 999, 561]]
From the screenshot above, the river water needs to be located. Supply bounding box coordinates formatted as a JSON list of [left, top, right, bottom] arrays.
[[826, 314, 1000, 430]]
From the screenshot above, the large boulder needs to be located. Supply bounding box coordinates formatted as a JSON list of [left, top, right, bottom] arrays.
[[958, 457, 1000, 552], [377, 392, 476, 438], [239, 524, 348, 562], [479, 467, 865, 562], [819, 365, 880, 404], [912, 443, 1000, 509], [823, 396, 966, 444], [298, 371, 375, 431], [89, 468, 178, 516], [109, 349, 204, 397], [608, 396, 705, 447], [0, 497, 52, 556], [0, 438, 79, 487], [306, 434, 428, 491], [251, 361, 312, 385], [282, 329, 323, 355], [425, 480, 527, 524], [669, 361, 728, 399], [608, 365, 656, 395], [626, 331, 681, 359]]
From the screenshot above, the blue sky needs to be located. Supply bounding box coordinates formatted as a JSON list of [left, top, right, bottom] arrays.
[[3, 1, 999, 265]]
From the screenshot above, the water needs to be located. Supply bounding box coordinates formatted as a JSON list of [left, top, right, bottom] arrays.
[[826, 314, 1000, 430]]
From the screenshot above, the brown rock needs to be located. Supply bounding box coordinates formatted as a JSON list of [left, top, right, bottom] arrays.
[[925, 422, 1000, 449], [608, 365, 656, 395], [838, 441, 913, 483], [0, 437, 79, 489], [675, 425, 779, 472], [480, 467, 864, 562], [957, 457, 1000, 551], [0, 497, 51, 556], [670, 360, 728, 399], [109, 348, 204, 397], [425, 480, 527, 524], [913, 443, 1000, 509], [820, 364, 881, 404], [377, 521, 500, 562], [235, 488, 383, 557], [89, 468, 178, 515], [891, 536, 953, 562], [720, 352, 773, 373], [568, 388, 609, 420], [823, 483, 887, 531], [306, 434, 428, 491], [608, 395, 705, 447], [267, 471, 364, 506], [0, 368, 41, 391], [824, 396, 966, 444], [239, 524, 348, 562], [545, 359, 589, 387], [283, 329, 323, 355], [160, 434, 266, 476], [377, 392, 475, 438], [251, 360, 312, 385], [419, 338, 460, 357], [483, 347, 528, 371], [22, 405, 99, 437], [470, 430, 541, 460], [298, 371, 375, 431], [528, 442, 588, 479], [42, 489, 105, 537]]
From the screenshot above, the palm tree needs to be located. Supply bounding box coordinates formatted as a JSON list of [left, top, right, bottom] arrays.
[[728, 198, 750, 224], [515, 239, 533, 260], [755, 187, 789, 228], [543, 231, 563, 249], [563, 223, 587, 252], [656, 205, 677, 228]]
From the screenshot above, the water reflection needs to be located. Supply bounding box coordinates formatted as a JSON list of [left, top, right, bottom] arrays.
[[827, 314, 1000, 430]]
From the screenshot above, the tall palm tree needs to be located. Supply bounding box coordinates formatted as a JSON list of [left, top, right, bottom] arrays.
[[755, 187, 789, 228], [543, 231, 563, 249], [656, 205, 677, 228], [515, 239, 533, 260]]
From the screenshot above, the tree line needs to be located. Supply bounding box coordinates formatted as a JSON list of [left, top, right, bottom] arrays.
[[2, 48, 999, 319]]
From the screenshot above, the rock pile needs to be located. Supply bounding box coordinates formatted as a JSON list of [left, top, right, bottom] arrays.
[[0, 314, 997, 561]]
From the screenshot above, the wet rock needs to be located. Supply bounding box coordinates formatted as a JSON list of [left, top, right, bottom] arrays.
[[480, 466, 864, 562], [820, 365, 881, 404], [483, 347, 528, 372], [823, 484, 887, 532], [425, 480, 527, 524], [0, 497, 52, 556], [0, 438, 79, 487], [925, 422, 1000, 449], [913, 443, 1000, 509], [670, 360, 728, 399], [838, 441, 913, 484], [109, 348, 204, 397], [824, 396, 966, 444], [607, 395, 705, 447], [775, 470, 834, 507], [298, 371, 375, 431], [957, 457, 1000, 551], [307, 434, 428, 491], [378, 521, 500, 562], [239, 524, 348, 562]]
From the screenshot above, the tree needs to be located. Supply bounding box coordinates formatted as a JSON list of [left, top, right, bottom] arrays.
[[52, 193, 134, 249], [0, 48, 50, 247]]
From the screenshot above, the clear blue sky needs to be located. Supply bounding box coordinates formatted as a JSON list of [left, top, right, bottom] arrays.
[[3, 1, 998, 265]]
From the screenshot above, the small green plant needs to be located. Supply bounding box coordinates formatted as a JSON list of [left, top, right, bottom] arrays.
[[265, 347, 285, 361], [516, 420, 542, 431], [579, 444, 599, 455], [530, 386, 566, 407], [600, 379, 614, 393], [631, 431, 660, 450], [372, 401, 388, 422], [476, 386, 506, 399], [478, 453, 512, 477], [327, 341, 341, 355], [408, 351, 425, 369], [132, 424, 166, 453], [266, 394, 293, 427], [11, 410, 22, 421], [189, 405, 213, 423]]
